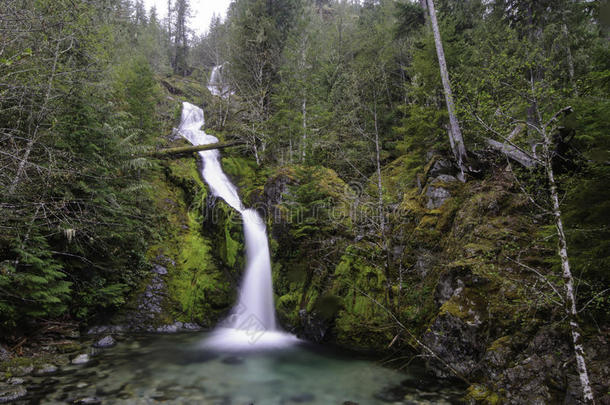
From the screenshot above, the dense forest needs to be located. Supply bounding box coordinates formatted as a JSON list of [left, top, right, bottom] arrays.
[[1, 0, 609, 404]]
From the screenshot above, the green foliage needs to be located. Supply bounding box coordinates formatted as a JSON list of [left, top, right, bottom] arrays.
[[114, 56, 161, 135], [0, 235, 71, 327]]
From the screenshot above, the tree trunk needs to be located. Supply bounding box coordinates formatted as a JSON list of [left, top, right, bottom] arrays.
[[373, 106, 392, 303], [144, 141, 245, 158], [426, 0, 467, 176], [9, 39, 61, 194], [542, 127, 595, 404], [301, 97, 307, 161]]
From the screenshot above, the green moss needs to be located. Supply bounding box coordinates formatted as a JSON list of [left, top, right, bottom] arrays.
[[466, 384, 502, 404], [168, 212, 232, 324]]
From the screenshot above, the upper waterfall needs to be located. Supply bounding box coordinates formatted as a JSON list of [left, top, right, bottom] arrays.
[[178, 102, 297, 351], [207, 64, 231, 97]]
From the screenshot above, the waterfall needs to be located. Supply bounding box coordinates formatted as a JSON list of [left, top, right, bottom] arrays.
[[178, 102, 297, 350], [207, 64, 230, 97]]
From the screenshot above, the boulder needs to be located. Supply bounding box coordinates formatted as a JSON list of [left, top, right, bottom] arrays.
[[425, 186, 451, 209], [93, 335, 116, 348]]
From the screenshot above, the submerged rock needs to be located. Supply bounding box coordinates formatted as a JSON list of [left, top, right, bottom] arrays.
[[93, 335, 116, 348], [0, 384, 27, 403]]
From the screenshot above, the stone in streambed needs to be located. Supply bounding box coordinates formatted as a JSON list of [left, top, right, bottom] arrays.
[[0, 384, 27, 403], [72, 397, 101, 404], [93, 335, 116, 348], [34, 364, 58, 375], [71, 353, 90, 365]]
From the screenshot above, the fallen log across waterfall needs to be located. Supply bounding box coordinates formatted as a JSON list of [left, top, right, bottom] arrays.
[[141, 141, 245, 158]]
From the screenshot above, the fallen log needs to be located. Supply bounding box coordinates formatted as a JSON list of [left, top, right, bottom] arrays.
[[143, 141, 245, 158], [485, 138, 538, 168]]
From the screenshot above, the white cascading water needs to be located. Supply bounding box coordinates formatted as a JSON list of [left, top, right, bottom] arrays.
[[178, 102, 297, 350], [207, 64, 230, 97]]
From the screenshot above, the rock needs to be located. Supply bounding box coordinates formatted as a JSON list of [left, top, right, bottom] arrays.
[[10, 365, 33, 377], [0, 346, 10, 362], [72, 397, 102, 404], [152, 264, 168, 275], [343, 402, 359, 405], [71, 353, 90, 365], [7, 378, 23, 385], [0, 384, 27, 403], [298, 309, 330, 343], [422, 310, 486, 379], [93, 335, 116, 348], [34, 364, 58, 375], [155, 324, 178, 333], [426, 185, 451, 209], [414, 249, 436, 279], [432, 174, 458, 183], [87, 325, 124, 335], [428, 158, 456, 178]]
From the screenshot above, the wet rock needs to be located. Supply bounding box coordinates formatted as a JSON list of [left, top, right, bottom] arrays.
[[425, 185, 451, 209], [71, 353, 90, 365], [7, 378, 24, 385], [34, 364, 58, 375], [155, 324, 178, 333], [0, 384, 27, 403], [72, 397, 102, 404], [298, 309, 330, 343], [93, 335, 116, 348]]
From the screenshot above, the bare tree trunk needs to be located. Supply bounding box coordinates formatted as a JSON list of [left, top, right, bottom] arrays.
[[426, 0, 467, 176], [301, 97, 307, 161], [373, 105, 392, 303], [542, 126, 595, 405], [9, 38, 61, 194], [562, 23, 577, 96]]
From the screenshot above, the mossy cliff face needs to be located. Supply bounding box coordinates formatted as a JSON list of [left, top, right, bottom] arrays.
[[251, 154, 609, 404]]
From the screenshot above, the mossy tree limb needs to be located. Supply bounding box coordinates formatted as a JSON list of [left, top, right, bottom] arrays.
[[142, 141, 245, 158]]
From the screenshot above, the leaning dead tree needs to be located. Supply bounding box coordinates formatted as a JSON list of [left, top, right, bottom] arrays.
[[426, 0, 468, 178], [540, 106, 595, 404], [481, 105, 596, 404]]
